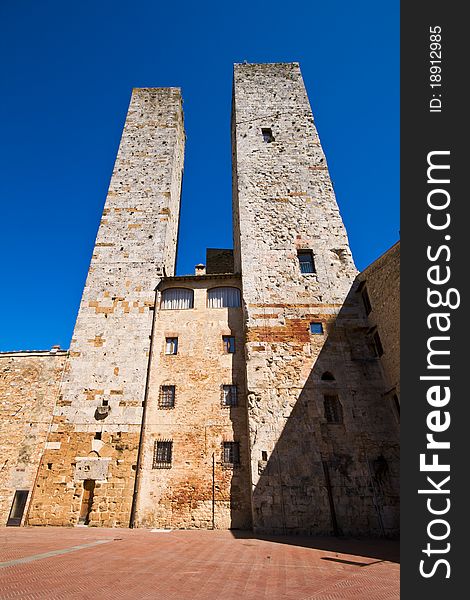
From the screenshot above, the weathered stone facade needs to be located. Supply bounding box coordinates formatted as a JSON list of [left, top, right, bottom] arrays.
[[0, 350, 67, 525], [26, 88, 185, 527], [232, 63, 399, 535], [133, 275, 251, 529], [1, 63, 399, 535]]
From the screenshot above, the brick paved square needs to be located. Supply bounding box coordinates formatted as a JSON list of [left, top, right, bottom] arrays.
[[0, 528, 399, 599]]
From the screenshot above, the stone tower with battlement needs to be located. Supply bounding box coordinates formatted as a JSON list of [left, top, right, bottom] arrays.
[[27, 88, 185, 527]]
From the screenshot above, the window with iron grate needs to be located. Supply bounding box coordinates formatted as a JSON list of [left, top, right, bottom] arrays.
[[159, 385, 175, 409], [222, 385, 238, 407], [153, 440, 173, 468], [222, 442, 240, 466]]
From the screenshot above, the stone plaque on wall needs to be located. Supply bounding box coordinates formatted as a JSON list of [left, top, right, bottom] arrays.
[[74, 458, 110, 481]]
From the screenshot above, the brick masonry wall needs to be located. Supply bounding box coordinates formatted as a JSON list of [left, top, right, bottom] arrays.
[[0, 351, 67, 525], [232, 63, 399, 536], [27, 88, 185, 527], [134, 277, 251, 529]]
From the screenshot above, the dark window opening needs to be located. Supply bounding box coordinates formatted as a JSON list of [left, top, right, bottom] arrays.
[[362, 287, 372, 315], [102, 400, 108, 407], [222, 442, 240, 466], [261, 127, 274, 143], [153, 440, 173, 468], [373, 330, 384, 357], [7, 490, 29, 526], [392, 394, 400, 421], [159, 385, 175, 409], [261, 451, 268, 461], [310, 322, 323, 335], [94, 432, 102, 440], [321, 371, 335, 381], [324, 395, 343, 423], [298, 250, 316, 274], [222, 385, 238, 407], [165, 337, 178, 355], [47, 463, 53, 470], [223, 335, 236, 354]]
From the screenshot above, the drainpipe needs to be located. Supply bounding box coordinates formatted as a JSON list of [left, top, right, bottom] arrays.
[[129, 287, 158, 528]]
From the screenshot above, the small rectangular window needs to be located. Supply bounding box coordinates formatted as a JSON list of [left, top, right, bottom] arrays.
[[310, 322, 323, 335], [297, 250, 316, 274], [222, 335, 235, 353], [324, 395, 343, 423], [94, 432, 102, 440], [222, 385, 238, 407], [165, 337, 178, 355], [261, 127, 274, 143], [153, 441, 173, 468], [159, 385, 175, 409], [362, 287, 372, 315], [373, 330, 384, 357], [222, 441, 240, 465]]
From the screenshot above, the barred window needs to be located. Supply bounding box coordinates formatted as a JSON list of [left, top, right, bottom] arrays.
[[222, 335, 236, 354], [161, 288, 194, 310], [207, 287, 241, 308], [165, 337, 178, 355], [222, 385, 238, 407], [159, 385, 175, 409], [324, 395, 343, 423], [222, 442, 240, 465], [153, 440, 172, 468], [297, 250, 316, 274]]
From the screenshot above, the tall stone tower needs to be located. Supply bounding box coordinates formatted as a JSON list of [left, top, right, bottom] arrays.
[[232, 63, 399, 535], [28, 88, 185, 527]]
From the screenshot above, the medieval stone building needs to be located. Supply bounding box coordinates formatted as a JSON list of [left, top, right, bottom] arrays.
[[0, 63, 400, 535]]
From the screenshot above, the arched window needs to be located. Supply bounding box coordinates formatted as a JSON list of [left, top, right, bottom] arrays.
[[161, 288, 194, 310], [321, 371, 335, 381], [207, 287, 241, 308]]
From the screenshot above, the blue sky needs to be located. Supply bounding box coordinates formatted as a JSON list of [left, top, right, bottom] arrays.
[[0, 0, 399, 352]]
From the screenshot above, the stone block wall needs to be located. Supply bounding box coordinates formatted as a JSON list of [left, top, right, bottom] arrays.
[[134, 276, 251, 529], [0, 350, 67, 525], [232, 63, 399, 536], [358, 242, 400, 398], [27, 88, 185, 527]]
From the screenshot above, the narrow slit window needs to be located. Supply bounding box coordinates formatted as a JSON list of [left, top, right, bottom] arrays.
[[222, 385, 238, 407], [165, 337, 178, 355], [261, 127, 274, 143], [159, 385, 175, 409], [373, 330, 384, 357], [222, 442, 240, 465], [153, 441, 173, 468], [310, 322, 323, 335], [362, 287, 372, 315], [324, 395, 343, 423], [222, 335, 236, 354], [297, 250, 316, 274]]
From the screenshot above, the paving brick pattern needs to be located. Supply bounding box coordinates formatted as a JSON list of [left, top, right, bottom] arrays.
[[0, 528, 399, 599]]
